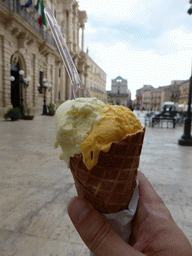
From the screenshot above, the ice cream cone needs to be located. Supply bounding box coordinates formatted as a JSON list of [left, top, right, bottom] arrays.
[[70, 126, 145, 214]]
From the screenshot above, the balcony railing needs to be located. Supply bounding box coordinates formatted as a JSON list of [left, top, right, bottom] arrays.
[[1, 0, 57, 48], [90, 86, 105, 93]]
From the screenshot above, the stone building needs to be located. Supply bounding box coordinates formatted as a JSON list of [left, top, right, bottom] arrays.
[[87, 55, 107, 103], [0, 0, 106, 117], [135, 80, 185, 111], [107, 76, 131, 108], [150, 87, 162, 111], [135, 85, 153, 110], [161, 80, 181, 105], [178, 80, 190, 110], [140, 85, 154, 111]]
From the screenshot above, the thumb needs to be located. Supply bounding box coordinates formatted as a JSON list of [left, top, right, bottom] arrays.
[[68, 196, 143, 256]]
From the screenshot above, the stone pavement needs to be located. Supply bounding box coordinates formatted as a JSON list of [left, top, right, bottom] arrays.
[[0, 114, 192, 256]]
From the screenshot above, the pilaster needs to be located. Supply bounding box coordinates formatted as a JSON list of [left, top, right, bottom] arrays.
[[67, 9, 73, 52], [0, 35, 3, 107], [32, 53, 38, 107], [54, 60, 59, 104], [65, 70, 72, 100], [60, 64, 66, 101], [81, 25, 85, 52], [73, 3, 78, 53], [3, 37, 12, 107]]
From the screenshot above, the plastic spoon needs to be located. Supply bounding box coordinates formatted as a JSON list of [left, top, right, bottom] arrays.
[[44, 7, 90, 99]]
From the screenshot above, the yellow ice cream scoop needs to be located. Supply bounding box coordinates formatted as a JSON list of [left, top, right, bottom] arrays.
[[80, 104, 142, 170]]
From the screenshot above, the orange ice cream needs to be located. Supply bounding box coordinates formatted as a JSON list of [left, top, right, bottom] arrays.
[[80, 104, 142, 170]]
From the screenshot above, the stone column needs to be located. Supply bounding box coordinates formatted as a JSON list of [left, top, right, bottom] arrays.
[[77, 23, 80, 50], [50, 64, 53, 103], [78, 10, 87, 51], [67, 9, 73, 52], [54, 61, 58, 104], [60, 64, 66, 101], [65, 70, 72, 100], [81, 25, 85, 52], [33, 54, 39, 110], [65, 69, 68, 100], [0, 35, 3, 108], [52, 61, 56, 104], [32, 54, 36, 107], [73, 4, 78, 53]]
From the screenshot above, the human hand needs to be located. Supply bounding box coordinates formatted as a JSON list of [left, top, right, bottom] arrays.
[[68, 172, 192, 256]]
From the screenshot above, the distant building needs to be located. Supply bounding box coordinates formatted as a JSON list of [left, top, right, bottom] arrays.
[[161, 81, 181, 105], [107, 76, 131, 108], [178, 80, 190, 109], [135, 85, 153, 110], [135, 80, 186, 111], [86, 55, 107, 103]]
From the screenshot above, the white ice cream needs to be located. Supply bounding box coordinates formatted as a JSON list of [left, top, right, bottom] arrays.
[[55, 97, 104, 166]]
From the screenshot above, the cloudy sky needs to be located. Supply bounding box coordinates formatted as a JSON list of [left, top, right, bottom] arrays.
[[78, 0, 192, 99]]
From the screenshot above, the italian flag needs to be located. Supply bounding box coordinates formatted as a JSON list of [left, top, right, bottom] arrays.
[[35, 0, 46, 26]]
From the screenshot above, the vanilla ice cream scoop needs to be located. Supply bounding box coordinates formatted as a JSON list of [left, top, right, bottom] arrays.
[[55, 97, 104, 165]]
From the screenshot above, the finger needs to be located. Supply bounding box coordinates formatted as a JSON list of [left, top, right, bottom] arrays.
[[133, 173, 192, 255], [130, 172, 173, 248], [131, 172, 167, 239], [137, 171, 173, 218], [138, 171, 164, 204], [137, 171, 173, 220], [68, 196, 143, 256]]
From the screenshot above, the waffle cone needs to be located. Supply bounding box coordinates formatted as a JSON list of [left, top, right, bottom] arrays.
[[70, 126, 145, 214]]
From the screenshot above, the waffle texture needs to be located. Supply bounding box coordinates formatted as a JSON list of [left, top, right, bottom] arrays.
[[70, 126, 145, 214]]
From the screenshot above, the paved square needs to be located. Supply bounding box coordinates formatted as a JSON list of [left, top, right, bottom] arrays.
[[0, 115, 192, 255]]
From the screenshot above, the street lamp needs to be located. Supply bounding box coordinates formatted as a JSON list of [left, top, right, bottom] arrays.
[[48, 84, 52, 91], [178, 69, 192, 146], [10, 76, 15, 82], [24, 77, 31, 87], [37, 81, 53, 115]]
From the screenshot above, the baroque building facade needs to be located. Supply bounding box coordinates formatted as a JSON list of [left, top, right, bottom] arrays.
[[0, 0, 106, 116], [107, 76, 131, 108], [135, 80, 187, 111]]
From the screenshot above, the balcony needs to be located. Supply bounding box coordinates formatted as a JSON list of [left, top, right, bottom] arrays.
[[90, 87, 104, 93], [1, 0, 57, 48]]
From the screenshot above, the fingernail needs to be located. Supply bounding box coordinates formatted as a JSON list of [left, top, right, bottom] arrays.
[[68, 197, 91, 224]]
